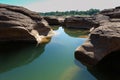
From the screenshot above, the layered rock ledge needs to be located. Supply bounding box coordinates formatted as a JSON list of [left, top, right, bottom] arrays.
[[63, 16, 99, 29], [75, 6, 120, 67], [0, 4, 53, 43]]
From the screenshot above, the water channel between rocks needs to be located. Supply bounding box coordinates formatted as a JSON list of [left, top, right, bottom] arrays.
[[0, 26, 96, 80]]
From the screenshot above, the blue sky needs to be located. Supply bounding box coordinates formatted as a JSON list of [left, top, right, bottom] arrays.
[[0, 0, 44, 5], [0, 0, 120, 12]]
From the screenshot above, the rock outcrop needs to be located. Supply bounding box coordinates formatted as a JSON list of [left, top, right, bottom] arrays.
[[0, 4, 52, 43], [43, 16, 64, 25], [100, 6, 120, 18], [64, 16, 99, 29], [75, 6, 120, 67]]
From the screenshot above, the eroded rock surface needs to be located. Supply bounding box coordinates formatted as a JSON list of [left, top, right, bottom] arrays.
[[100, 6, 120, 18], [43, 16, 64, 25], [64, 16, 99, 29], [75, 7, 120, 67], [0, 4, 52, 43]]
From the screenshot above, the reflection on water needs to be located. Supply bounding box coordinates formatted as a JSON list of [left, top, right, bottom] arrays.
[[51, 26, 59, 30], [0, 42, 46, 73], [0, 27, 96, 80], [64, 28, 89, 38]]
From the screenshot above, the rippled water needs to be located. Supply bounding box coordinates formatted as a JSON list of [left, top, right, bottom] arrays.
[[0, 27, 96, 80]]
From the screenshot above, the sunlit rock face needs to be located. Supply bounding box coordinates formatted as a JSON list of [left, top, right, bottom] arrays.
[[75, 6, 120, 67], [64, 16, 99, 29], [0, 3, 53, 43]]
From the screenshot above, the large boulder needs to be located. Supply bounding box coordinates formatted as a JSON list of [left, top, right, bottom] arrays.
[[0, 4, 52, 43], [75, 7, 120, 67], [43, 16, 64, 25], [64, 16, 99, 29]]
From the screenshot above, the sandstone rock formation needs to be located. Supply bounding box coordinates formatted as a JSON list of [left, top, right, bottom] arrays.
[[100, 6, 120, 18], [64, 16, 99, 29], [43, 16, 64, 25], [75, 6, 120, 67], [0, 4, 52, 43]]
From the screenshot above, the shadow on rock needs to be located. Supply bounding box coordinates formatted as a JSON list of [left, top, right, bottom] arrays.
[[0, 42, 47, 73], [88, 50, 120, 80]]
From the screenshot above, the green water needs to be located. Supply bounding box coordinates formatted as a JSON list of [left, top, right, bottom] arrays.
[[0, 27, 96, 80]]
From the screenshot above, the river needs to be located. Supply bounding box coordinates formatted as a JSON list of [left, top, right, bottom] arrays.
[[0, 26, 96, 80]]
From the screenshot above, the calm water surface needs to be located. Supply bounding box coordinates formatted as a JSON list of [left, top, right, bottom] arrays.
[[0, 27, 96, 80]]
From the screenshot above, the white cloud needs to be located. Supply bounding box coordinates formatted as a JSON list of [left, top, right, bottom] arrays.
[[23, 0, 120, 12]]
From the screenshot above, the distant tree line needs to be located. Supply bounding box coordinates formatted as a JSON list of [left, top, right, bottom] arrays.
[[40, 9, 100, 16]]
